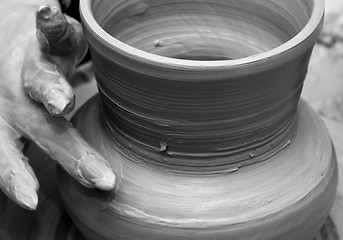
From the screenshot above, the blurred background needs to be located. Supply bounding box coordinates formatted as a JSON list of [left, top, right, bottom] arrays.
[[301, 0, 343, 237]]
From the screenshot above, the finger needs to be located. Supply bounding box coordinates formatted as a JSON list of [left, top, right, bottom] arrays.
[[0, 117, 39, 210], [22, 6, 88, 116], [13, 103, 115, 191], [36, 5, 88, 77], [21, 44, 75, 116]]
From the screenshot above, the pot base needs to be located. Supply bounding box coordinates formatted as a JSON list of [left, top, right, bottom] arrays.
[[57, 95, 338, 240], [0, 184, 339, 240]]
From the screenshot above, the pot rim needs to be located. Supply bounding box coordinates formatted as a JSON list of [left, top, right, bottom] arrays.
[[80, 0, 324, 70]]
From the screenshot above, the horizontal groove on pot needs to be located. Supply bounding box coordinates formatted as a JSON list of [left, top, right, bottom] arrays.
[[80, 0, 322, 172]]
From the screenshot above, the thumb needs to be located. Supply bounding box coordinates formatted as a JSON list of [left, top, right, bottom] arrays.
[[36, 5, 88, 78], [22, 5, 88, 116]]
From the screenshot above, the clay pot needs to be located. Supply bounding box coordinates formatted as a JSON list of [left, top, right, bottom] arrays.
[[58, 0, 338, 239]]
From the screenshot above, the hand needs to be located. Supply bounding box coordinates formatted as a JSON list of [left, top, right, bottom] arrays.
[[0, 0, 115, 210]]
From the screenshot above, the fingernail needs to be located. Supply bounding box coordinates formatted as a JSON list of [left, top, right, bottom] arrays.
[[80, 156, 116, 191], [13, 187, 38, 210], [36, 6, 61, 22], [45, 88, 74, 115], [93, 170, 116, 191]]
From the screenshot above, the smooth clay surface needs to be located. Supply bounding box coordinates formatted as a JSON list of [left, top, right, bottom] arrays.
[[57, 0, 338, 239], [59, 97, 338, 240]]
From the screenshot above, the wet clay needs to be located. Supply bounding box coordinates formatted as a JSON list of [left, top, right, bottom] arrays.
[[59, 97, 337, 240], [58, 0, 338, 239]]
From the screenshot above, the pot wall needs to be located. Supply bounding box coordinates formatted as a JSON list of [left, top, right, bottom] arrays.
[[79, 0, 324, 173], [58, 97, 338, 240], [58, 0, 338, 239]]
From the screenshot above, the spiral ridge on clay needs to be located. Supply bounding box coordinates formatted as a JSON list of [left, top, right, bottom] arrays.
[[81, 0, 319, 172]]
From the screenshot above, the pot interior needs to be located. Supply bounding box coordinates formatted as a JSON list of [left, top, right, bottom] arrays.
[[90, 0, 313, 61]]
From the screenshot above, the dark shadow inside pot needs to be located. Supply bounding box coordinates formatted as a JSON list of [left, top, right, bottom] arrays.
[[90, 0, 313, 61]]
